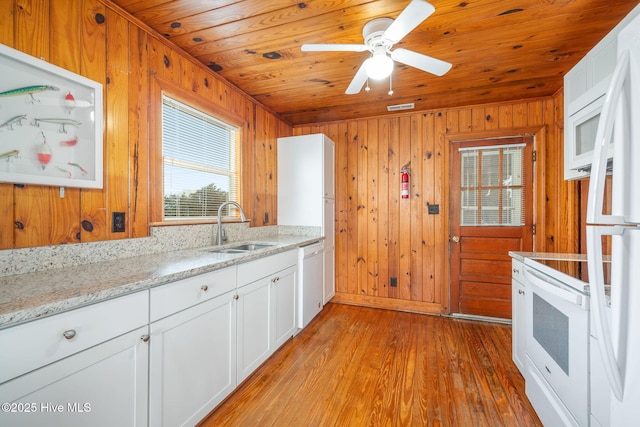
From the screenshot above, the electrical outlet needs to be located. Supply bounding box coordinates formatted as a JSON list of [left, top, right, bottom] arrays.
[[428, 204, 439, 215], [112, 212, 125, 233], [390, 276, 397, 287]]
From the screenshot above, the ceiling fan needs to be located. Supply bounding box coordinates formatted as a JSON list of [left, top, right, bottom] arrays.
[[301, 0, 452, 94]]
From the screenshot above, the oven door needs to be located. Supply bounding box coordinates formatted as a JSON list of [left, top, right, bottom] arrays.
[[525, 267, 590, 426]]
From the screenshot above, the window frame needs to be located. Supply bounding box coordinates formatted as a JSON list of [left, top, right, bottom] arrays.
[[459, 144, 526, 226], [150, 77, 246, 225]]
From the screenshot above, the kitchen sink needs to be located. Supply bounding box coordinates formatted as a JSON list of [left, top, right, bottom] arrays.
[[204, 242, 275, 254], [230, 243, 274, 251], [210, 248, 251, 254]]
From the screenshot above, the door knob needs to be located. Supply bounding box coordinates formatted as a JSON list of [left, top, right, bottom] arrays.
[[451, 235, 460, 243]]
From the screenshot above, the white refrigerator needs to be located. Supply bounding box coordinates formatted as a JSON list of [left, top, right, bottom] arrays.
[[277, 134, 336, 304], [586, 12, 640, 427]]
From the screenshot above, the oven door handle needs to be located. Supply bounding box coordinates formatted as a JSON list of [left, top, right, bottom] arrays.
[[524, 268, 586, 308]]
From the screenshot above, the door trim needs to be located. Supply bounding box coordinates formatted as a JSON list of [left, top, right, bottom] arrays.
[[442, 126, 546, 314]]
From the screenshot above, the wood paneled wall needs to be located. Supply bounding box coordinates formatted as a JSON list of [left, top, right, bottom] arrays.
[[0, 0, 290, 249], [294, 92, 579, 314], [1, 1, 580, 316]]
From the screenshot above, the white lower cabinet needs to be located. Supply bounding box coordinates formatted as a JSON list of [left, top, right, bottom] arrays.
[[0, 249, 299, 427], [237, 250, 297, 383], [511, 258, 527, 375], [323, 245, 335, 304], [149, 289, 237, 427], [236, 275, 272, 382], [0, 325, 149, 427], [272, 265, 296, 349], [236, 267, 297, 383]]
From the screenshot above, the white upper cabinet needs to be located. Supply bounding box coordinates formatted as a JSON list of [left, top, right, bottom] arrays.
[[323, 136, 335, 199], [278, 134, 336, 228]]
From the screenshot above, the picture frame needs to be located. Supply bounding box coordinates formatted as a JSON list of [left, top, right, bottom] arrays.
[[0, 43, 103, 189]]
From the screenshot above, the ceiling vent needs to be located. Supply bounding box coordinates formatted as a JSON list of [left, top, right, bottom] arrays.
[[387, 102, 415, 112]]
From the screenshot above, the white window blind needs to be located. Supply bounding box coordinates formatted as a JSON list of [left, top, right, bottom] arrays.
[[162, 95, 240, 220], [459, 144, 526, 226]]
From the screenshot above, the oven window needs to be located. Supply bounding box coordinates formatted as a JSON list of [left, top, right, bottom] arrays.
[[532, 293, 570, 375]]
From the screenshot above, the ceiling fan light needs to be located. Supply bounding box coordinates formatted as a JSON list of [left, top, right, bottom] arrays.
[[365, 53, 393, 80]]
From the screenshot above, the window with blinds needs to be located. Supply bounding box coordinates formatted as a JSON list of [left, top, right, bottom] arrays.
[[459, 144, 526, 226], [162, 95, 240, 220]]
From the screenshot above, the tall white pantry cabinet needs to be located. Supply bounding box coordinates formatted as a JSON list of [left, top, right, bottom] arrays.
[[277, 134, 335, 304]]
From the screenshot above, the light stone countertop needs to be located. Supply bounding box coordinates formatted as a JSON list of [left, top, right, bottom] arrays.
[[0, 234, 322, 329]]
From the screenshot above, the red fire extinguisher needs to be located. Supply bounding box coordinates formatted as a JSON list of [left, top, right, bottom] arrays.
[[401, 172, 409, 199], [401, 162, 410, 199]]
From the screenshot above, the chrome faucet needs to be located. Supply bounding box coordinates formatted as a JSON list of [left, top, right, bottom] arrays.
[[216, 201, 248, 245]]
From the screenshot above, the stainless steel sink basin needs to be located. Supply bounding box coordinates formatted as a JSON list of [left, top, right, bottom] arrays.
[[204, 242, 275, 254], [211, 248, 250, 254], [230, 243, 274, 251]]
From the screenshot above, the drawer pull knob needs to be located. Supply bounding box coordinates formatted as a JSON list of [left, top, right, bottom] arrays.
[[518, 289, 525, 295], [201, 285, 209, 291], [513, 268, 519, 274], [233, 294, 239, 300], [140, 335, 150, 343], [63, 329, 77, 340]]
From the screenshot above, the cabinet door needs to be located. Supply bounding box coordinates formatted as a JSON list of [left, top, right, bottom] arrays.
[[149, 290, 236, 427], [236, 277, 271, 383], [511, 259, 527, 375], [323, 245, 336, 304], [0, 326, 149, 427], [272, 265, 296, 349], [512, 278, 526, 375], [323, 198, 335, 245], [323, 135, 335, 199], [300, 251, 323, 329]]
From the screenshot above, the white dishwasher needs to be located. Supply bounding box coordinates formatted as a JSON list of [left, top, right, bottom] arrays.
[[297, 240, 325, 330]]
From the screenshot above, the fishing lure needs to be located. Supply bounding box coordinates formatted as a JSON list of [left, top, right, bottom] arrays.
[[55, 166, 72, 178], [37, 132, 52, 170], [67, 162, 87, 175], [33, 118, 81, 134], [0, 149, 19, 160], [60, 136, 79, 147], [64, 91, 76, 114], [0, 114, 26, 131], [0, 85, 59, 103]]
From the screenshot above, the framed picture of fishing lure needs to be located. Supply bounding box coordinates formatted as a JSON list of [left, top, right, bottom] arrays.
[[0, 43, 103, 189]]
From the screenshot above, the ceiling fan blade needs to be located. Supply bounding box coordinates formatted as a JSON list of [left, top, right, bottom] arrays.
[[301, 44, 369, 52], [345, 62, 369, 94], [391, 48, 451, 76], [383, 0, 435, 44]]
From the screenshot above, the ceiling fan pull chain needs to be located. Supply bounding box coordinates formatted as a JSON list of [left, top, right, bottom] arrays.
[[388, 74, 394, 96]]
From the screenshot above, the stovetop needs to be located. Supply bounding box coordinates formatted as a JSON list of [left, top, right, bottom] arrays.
[[523, 255, 611, 296]]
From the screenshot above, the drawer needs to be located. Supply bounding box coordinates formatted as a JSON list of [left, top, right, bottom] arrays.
[[150, 266, 236, 322], [512, 259, 525, 282], [0, 290, 148, 384], [237, 249, 298, 287]]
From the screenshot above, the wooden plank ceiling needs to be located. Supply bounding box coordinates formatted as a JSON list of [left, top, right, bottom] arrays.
[[112, 0, 638, 126]]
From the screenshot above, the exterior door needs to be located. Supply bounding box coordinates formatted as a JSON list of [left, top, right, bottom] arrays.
[[450, 137, 534, 319]]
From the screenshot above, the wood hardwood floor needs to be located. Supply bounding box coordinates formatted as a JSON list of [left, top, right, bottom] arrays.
[[199, 303, 542, 427]]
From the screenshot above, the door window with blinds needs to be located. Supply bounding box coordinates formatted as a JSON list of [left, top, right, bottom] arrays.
[[162, 95, 240, 221], [459, 144, 526, 226]]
